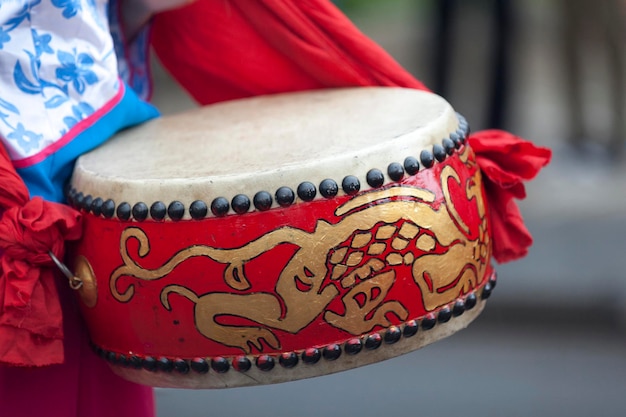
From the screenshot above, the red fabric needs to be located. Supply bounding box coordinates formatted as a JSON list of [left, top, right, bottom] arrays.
[[0, 281, 155, 417], [469, 130, 552, 263], [151, 0, 428, 104], [0, 145, 82, 367]]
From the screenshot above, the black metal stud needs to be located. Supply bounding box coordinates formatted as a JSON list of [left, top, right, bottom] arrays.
[[66, 187, 76, 205], [344, 338, 363, 355], [150, 201, 167, 220], [253, 191, 273, 211], [275, 186, 295, 207], [102, 199, 115, 218], [457, 113, 468, 128], [66, 189, 76, 207], [116, 202, 131, 221], [132, 202, 149, 221], [168, 201, 185, 220], [142, 356, 157, 372], [364, 333, 382, 350], [465, 293, 477, 310], [463, 125, 470, 139], [211, 197, 230, 217], [129, 355, 142, 369], [456, 129, 466, 144], [82, 195, 93, 213], [211, 357, 230, 373], [450, 132, 462, 149], [319, 179, 338, 198], [433, 144, 447, 162], [96, 347, 106, 359], [91, 344, 103, 357], [297, 182, 317, 201], [322, 344, 342, 361], [189, 200, 208, 220], [387, 162, 404, 182], [302, 348, 321, 364], [481, 282, 493, 300], [384, 326, 402, 344], [173, 358, 190, 374], [190, 358, 209, 374], [106, 351, 117, 364], [438, 306, 452, 323], [117, 354, 129, 367], [279, 352, 299, 368], [452, 300, 466, 317], [232, 356, 251, 372], [231, 194, 250, 214], [157, 357, 174, 372], [403, 156, 420, 175], [366, 168, 385, 188], [74, 192, 84, 209], [421, 314, 436, 330], [489, 272, 497, 289], [420, 149, 435, 168], [256, 355, 275, 371], [341, 175, 360, 195], [91, 197, 103, 216], [442, 138, 456, 155], [459, 122, 468, 134], [403, 320, 419, 337]]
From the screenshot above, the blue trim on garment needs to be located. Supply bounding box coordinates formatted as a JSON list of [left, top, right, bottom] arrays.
[[17, 84, 159, 203]]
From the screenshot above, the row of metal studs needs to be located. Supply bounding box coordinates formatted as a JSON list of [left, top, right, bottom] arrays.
[[68, 115, 469, 220], [95, 269, 494, 375]]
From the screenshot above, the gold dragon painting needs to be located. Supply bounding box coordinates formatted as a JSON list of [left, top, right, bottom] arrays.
[[109, 149, 490, 354]]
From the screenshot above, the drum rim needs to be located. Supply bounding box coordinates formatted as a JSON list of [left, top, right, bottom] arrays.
[[94, 272, 494, 389], [67, 114, 470, 221]]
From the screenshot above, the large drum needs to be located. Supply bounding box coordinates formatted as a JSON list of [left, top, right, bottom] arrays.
[[67, 87, 496, 388]]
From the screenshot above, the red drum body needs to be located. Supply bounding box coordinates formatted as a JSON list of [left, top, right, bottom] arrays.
[[67, 88, 496, 388]]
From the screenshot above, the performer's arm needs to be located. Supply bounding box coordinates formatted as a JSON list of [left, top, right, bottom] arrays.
[[122, 0, 196, 40]]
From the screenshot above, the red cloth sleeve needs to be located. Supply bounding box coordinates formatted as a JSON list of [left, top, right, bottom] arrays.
[[150, 0, 429, 104], [0, 145, 82, 367]]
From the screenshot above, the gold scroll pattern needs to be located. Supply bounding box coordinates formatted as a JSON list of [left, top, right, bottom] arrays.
[[110, 149, 489, 353]]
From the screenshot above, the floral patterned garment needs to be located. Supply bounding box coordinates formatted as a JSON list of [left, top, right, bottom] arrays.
[[0, 0, 158, 203]]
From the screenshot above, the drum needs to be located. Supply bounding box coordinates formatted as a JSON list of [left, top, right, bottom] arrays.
[[67, 87, 496, 388]]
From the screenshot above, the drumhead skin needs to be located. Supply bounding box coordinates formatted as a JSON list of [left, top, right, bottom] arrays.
[[68, 87, 496, 388], [72, 87, 456, 211]]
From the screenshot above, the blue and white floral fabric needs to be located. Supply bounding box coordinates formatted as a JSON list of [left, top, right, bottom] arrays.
[[0, 0, 158, 202]]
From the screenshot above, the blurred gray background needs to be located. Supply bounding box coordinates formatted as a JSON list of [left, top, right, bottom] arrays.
[[150, 1, 626, 415]]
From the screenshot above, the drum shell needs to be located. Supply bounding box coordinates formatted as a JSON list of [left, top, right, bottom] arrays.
[[68, 145, 494, 388]]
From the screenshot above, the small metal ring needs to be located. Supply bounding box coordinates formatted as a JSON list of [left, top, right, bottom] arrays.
[[48, 251, 83, 290]]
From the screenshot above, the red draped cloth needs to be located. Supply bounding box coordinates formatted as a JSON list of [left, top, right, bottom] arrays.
[[151, 0, 429, 104], [0, 145, 81, 367]]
